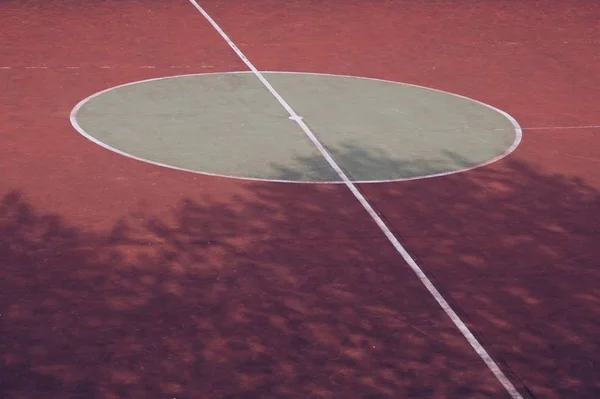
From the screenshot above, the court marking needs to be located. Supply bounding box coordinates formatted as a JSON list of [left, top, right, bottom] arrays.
[[0, 65, 209, 70], [71, 70, 522, 185], [71, 71, 519, 183], [522, 125, 600, 130], [188, 1, 525, 398]]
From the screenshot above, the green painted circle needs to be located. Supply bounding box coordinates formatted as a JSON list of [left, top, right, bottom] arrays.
[[72, 72, 520, 183]]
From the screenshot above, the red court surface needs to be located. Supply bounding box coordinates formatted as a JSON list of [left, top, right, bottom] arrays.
[[1, 1, 599, 398]]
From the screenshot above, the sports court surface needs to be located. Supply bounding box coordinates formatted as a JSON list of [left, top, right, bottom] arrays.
[[1, 1, 599, 398]]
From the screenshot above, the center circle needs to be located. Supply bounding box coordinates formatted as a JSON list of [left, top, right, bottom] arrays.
[[71, 72, 521, 183]]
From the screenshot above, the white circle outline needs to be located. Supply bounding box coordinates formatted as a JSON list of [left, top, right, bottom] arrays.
[[70, 71, 522, 185]]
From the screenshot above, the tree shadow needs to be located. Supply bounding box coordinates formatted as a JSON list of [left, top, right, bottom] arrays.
[[271, 141, 476, 182], [355, 156, 600, 398], [1, 146, 599, 398]]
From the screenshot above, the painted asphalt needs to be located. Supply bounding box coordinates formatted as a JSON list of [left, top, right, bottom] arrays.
[[73, 72, 519, 183]]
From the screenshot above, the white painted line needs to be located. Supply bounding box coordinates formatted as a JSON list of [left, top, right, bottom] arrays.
[[187, 1, 524, 398], [3, 65, 217, 70], [523, 125, 600, 130]]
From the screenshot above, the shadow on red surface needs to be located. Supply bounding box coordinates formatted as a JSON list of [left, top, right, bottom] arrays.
[[1, 155, 599, 398]]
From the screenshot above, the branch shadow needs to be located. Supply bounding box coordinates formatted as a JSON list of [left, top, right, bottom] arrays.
[[270, 141, 476, 182], [1, 146, 599, 398]]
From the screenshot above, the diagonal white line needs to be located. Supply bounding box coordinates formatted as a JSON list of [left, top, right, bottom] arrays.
[[187, 1, 524, 397]]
